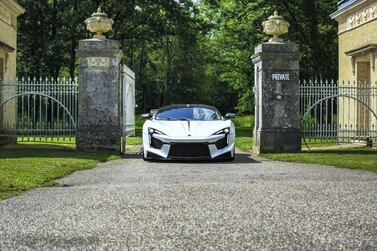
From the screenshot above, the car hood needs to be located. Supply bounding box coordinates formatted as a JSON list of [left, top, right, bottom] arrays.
[[146, 120, 231, 138]]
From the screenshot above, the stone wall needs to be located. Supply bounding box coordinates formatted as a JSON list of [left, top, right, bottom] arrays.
[[338, 19, 377, 84], [0, 0, 24, 81], [0, 0, 24, 145]]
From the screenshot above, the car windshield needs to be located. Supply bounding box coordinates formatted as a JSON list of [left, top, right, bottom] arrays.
[[155, 107, 222, 121]]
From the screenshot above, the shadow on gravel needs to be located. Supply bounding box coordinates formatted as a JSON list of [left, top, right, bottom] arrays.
[[122, 153, 260, 165], [0, 147, 117, 162]]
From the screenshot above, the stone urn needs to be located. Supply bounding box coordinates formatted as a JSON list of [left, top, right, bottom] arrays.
[[262, 11, 289, 43], [85, 7, 113, 39]]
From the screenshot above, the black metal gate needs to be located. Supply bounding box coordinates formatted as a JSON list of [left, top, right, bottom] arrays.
[[300, 80, 377, 144]]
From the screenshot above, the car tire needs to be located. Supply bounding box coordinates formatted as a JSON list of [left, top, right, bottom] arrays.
[[228, 148, 236, 161], [142, 150, 149, 161]]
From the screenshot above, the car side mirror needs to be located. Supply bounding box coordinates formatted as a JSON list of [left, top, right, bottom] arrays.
[[225, 113, 236, 119], [142, 113, 153, 119]]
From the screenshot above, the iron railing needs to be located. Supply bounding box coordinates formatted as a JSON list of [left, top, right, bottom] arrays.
[[300, 79, 377, 143], [0, 77, 78, 142]]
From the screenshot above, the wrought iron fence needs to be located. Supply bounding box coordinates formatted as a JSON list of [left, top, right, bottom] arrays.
[[300, 79, 377, 143], [0, 77, 78, 142]]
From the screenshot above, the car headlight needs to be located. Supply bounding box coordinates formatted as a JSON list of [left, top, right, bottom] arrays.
[[148, 128, 166, 135], [213, 127, 230, 135]]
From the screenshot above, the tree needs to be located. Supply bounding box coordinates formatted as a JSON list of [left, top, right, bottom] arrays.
[[196, 0, 339, 113], [16, 0, 339, 115]]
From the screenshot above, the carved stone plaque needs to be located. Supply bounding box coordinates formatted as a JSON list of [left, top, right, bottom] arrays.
[[87, 57, 110, 68], [347, 2, 377, 30], [0, 5, 12, 25]]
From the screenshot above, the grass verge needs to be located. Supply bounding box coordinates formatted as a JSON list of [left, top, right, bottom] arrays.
[[126, 136, 143, 145], [0, 145, 119, 200], [231, 118, 377, 173], [126, 116, 144, 145], [261, 148, 377, 173], [234, 116, 254, 151]]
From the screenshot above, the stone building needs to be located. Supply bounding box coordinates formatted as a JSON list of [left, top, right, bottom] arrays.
[[0, 0, 24, 81], [0, 0, 24, 144], [331, 0, 377, 135]]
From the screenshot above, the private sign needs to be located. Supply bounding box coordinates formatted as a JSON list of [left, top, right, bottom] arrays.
[[271, 73, 290, 81]]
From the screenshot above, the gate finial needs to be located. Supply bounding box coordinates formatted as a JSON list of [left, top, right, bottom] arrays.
[[262, 11, 290, 43], [85, 6, 114, 40]]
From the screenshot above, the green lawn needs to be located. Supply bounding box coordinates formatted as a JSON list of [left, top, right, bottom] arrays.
[[0, 145, 119, 200], [233, 116, 254, 151], [126, 116, 145, 145], [126, 136, 143, 145], [234, 125, 253, 151], [261, 148, 377, 173], [227, 116, 377, 173], [235, 137, 252, 151], [302, 139, 338, 149]]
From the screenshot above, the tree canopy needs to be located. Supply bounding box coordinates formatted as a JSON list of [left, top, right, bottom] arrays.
[[16, 0, 339, 114]]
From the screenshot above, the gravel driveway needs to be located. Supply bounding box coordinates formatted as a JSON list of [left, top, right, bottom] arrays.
[[0, 152, 377, 250]]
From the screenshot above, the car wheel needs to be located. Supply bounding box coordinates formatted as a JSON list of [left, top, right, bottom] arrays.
[[142, 150, 149, 161], [228, 148, 236, 161]]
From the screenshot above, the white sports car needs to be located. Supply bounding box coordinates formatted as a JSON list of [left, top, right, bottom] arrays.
[[142, 104, 236, 161]]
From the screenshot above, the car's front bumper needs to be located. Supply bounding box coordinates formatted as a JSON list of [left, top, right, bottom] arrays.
[[143, 133, 235, 160]]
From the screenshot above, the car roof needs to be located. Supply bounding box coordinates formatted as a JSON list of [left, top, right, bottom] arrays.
[[157, 104, 220, 112]]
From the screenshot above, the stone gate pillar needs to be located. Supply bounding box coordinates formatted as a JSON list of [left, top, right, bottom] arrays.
[[251, 11, 301, 154], [76, 8, 122, 152]]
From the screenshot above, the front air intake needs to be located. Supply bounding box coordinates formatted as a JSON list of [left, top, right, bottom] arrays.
[[215, 136, 228, 149], [169, 143, 210, 158]]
